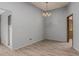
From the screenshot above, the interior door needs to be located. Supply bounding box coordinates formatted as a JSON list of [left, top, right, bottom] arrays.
[[67, 17, 69, 42], [67, 14, 73, 43]]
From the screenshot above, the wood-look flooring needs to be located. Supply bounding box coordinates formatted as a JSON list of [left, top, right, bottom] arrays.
[[0, 39, 79, 56]]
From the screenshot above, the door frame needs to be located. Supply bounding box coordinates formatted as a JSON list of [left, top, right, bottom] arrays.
[[67, 14, 73, 46], [8, 15, 11, 46]]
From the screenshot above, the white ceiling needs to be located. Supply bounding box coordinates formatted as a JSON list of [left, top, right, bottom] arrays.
[[32, 2, 69, 11]]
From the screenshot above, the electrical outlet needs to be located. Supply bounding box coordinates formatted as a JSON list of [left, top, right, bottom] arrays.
[[29, 38, 32, 40]]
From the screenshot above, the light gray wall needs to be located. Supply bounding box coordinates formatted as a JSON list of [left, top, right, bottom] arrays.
[[0, 2, 44, 49], [0, 9, 5, 44], [0, 15, 1, 43], [67, 2, 79, 51], [45, 7, 67, 41]]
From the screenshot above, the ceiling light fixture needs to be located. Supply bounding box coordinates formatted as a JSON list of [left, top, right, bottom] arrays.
[[42, 2, 51, 17]]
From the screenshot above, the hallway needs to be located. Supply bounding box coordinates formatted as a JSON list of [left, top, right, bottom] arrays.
[[0, 40, 79, 56]]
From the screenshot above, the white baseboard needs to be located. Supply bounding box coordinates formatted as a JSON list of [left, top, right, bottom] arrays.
[[11, 39, 44, 50]]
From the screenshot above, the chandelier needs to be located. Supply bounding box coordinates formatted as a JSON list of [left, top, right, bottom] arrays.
[[42, 2, 51, 17]]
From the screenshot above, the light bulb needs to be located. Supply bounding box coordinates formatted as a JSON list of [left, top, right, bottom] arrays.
[[42, 11, 51, 17]]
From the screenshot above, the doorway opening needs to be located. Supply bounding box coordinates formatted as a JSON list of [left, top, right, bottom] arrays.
[[8, 15, 11, 46], [67, 14, 73, 47]]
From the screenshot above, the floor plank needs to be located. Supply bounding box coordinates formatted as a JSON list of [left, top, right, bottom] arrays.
[[0, 39, 79, 56]]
